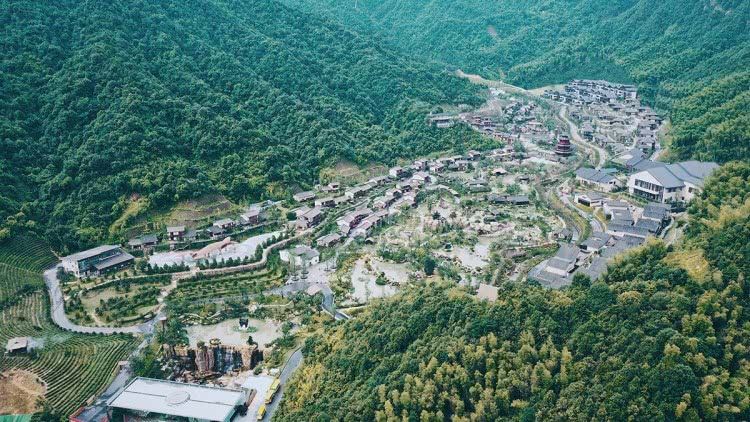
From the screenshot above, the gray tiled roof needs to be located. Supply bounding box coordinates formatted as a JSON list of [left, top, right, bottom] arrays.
[[635, 218, 662, 233], [63, 245, 120, 262], [646, 166, 684, 188], [93, 252, 134, 271], [556, 244, 579, 262], [636, 160, 718, 189]]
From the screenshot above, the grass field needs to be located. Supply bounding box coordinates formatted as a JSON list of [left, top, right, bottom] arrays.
[[119, 194, 242, 240], [0, 236, 138, 417]]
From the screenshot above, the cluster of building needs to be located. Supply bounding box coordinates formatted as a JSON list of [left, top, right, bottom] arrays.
[[299, 151, 500, 245], [430, 91, 578, 165], [531, 195, 673, 287], [60, 204, 272, 278], [165, 207, 264, 244], [460, 101, 546, 140], [545, 79, 663, 157]]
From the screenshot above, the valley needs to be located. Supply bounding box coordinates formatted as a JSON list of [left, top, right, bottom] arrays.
[[1, 1, 748, 421], [4, 72, 718, 420]]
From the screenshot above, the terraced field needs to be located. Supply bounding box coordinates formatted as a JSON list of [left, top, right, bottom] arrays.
[[0, 235, 57, 302], [0, 237, 138, 417]]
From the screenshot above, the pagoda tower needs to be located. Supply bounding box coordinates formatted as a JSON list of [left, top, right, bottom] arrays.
[[555, 134, 573, 157]]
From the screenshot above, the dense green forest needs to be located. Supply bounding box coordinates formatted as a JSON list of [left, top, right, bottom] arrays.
[[276, 162, 750, 421], [0, 0, 486, 251], [282, 0, 750, 162]]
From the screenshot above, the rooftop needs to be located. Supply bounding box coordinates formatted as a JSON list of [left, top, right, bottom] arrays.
[[93, 252, 134, 271], [63, 245, 121, 263], [108, 377, 247, 422], [289, 245, 320, 260], [6, 337, 29, 352], [576, 167, 617, 184], [635, 160, 718, 188]]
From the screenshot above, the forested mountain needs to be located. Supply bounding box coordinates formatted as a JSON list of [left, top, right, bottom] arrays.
[[282, 0, 750, 162], [0, 0, 484, 251], [277, 162, 750, 421]]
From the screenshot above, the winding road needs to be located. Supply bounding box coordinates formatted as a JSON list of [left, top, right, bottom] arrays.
[[558, 105, 607, 168], [44, 265, 155, 334], [262, 348, 304, 421]]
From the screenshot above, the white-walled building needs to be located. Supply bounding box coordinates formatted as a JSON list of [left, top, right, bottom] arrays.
[[627, 161, 718, 203], [62, 245, 134, 278], [575, 168, 622, 192]]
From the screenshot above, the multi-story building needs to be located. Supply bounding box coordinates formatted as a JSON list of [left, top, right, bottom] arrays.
[[627, 161, 718, 203], [62, 245, 134, 278]]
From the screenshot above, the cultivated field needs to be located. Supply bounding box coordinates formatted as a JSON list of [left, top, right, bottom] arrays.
[[0, 236, 138, 417], [0, 235, 57, 302]]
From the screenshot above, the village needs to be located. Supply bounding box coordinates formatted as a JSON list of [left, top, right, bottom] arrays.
[[6, 79, 720, 422]]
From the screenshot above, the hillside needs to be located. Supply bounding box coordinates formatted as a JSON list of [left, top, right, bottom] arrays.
[[281, 0, 750, 162], [0, 236, 137, 417], [0, 0, 485, 251], [276, 162, 750, 421]]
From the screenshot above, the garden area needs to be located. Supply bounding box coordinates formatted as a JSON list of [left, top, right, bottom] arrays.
[[65, 275, 172, 326]]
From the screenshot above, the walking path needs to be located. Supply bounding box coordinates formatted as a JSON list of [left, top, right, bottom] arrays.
[[44, 266, 152, 334], [43, 231, 297, 333], [43, 227, 349, 334]]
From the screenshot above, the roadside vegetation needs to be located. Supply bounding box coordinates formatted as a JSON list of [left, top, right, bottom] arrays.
[[277, 162, 750, 421]]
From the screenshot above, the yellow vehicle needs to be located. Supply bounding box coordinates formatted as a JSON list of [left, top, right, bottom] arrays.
[[265, 378, 281, 404], [256, 404, 266, 420]]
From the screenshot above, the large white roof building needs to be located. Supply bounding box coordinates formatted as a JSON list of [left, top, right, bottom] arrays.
[[108, 377, 249, 422]]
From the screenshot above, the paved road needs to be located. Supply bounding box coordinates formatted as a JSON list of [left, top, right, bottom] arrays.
[[559, 106, 607, 168], [263, 348, 304, 421], [44, 265, 153, 334]]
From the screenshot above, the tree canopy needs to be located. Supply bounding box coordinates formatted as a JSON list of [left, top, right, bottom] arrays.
[[282, 0, 750, 163], [277, 162, 750, 421], [0, 0, 486, 251]]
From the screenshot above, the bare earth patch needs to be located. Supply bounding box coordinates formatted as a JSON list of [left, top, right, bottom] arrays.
[[0, 369, 47, 415]]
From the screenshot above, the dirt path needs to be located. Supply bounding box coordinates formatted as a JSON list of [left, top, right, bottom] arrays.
[[455, 70, 529, 94]]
